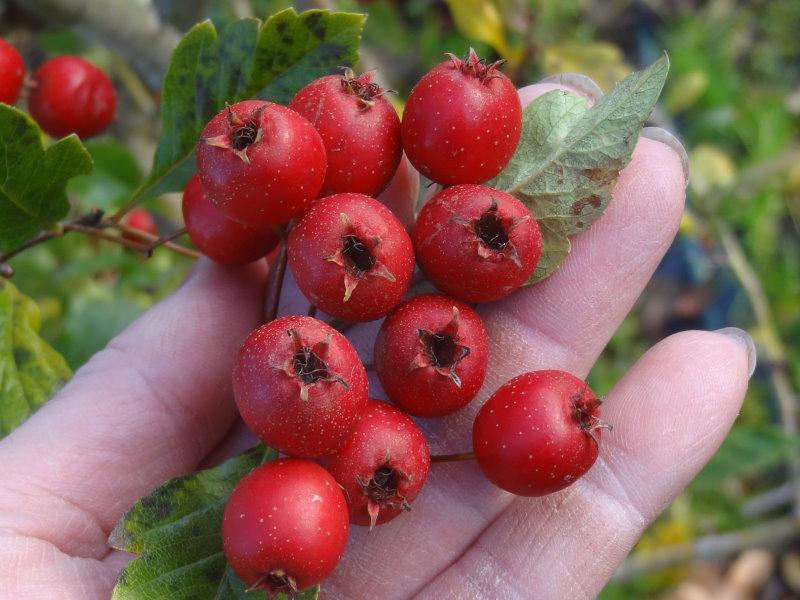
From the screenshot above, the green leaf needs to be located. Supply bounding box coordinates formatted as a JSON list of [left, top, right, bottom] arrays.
[[491, 54, 670, 283], [109, 445, 318, 599], [0, 280, 72, 436], [141, 8, 365, 198], [0, 105, 93, 252]]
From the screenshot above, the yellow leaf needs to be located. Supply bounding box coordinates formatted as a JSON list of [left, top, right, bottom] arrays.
[[543, 42, 630, 92], [664, 70, 709, 113], [689, 144, 736, 197], [444, 0, 521, 66]]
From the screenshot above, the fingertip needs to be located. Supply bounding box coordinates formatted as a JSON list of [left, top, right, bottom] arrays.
[[378, 153, 420, 231]]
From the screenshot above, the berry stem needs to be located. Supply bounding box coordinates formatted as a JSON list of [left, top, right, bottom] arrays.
[[139, 227, 188, 256], [0, 215, 200, 277], [307, 304, 318, 318], [264, 240, 289, 323], [430, 451, 476, 463]]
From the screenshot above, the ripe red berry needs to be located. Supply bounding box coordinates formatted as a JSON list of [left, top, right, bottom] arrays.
[[0, 38, 25, 105], [374, 294, 489, 417], [196, 100, 326, 228], [182, 174, 279, 265], [413, 184, 541, 303], [289, 70, 402, 197], [288, 193, 414, 322], [401, 48, 522, 185], [322, 400, 430, 528], [28, 56, 116, 138], [222, 458, 349, 594], [472, 370, 609, 496], [121, 207, 158, 241], [233, 316, 369, 457]]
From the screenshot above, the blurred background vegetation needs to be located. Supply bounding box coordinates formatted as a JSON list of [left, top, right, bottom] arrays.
[[2, 0, 799, 597]]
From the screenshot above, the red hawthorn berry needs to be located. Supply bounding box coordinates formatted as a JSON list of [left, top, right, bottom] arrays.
[[413, 184, 541, 303], [222, 458, 349, 594], [0, 38, 25, 105], [289, 70, 402, 197], [233, 316, 369, 457], [288, 193, 415, 322], [182, 174, 279, 265], [322, 400, 430, 528], [401, 48, 522, 185], [374, 294, 489, 417], [196, 100, 326, 227], [472, 370, 610, 496], [121, 208, 158, 241], [28, 56, 116, 138]]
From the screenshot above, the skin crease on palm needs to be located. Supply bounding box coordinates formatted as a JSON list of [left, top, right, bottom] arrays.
[[0, 78, 753, 600]]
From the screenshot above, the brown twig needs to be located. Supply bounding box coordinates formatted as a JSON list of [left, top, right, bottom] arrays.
[[613, 516, 800, 581], [140, 227, 188, 256], [264, 241, 289, 323], [430, 451, 476, 463], [0, 216, 200, 272]]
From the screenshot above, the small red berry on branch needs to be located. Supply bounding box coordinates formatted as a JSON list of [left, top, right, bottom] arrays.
[[472, 370, 610, 496], [233, 315, 368, 457], [374, 294, 489, 417], [121, 208, 158, 241], [222, 459, 349, 594], [182, 174, 279, 265], [322, 400, 430, 528], [290, 70, 402, 197], [28, 56, 116, 138], [413, 184, 542, 303], [0, 38, 25, 105], [288, 192, 415, 322], [401, 48, 522, 185], [196, 100, 327, 227]]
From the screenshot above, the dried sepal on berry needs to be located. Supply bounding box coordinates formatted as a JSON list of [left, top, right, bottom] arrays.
[[201, 103, 266, 164], [274, 328, 350, 402], [410, 306, 471, 388], [445, 47, 507, 83], [324, 212, 397, 303]]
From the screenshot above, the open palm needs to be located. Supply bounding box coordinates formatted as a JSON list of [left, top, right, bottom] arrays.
[[0, 79, 752, 600]]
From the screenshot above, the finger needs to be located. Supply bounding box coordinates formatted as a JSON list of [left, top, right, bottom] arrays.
[[0, 258, 269, 547], [323, 80, 688, 599], [418, 329, 752, 600], [377, 153, 419, 231]]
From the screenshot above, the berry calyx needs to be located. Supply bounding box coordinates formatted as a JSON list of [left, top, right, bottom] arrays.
[[472, 370, 609, 496], [28, 56, 116, 138], [0, 38, 25, 105], [288, 193, 414, 322], [196, 100, 326, 227], [401, 48, 522, 185], [445, 48, 507, 82], [413, 184, 542, 303], [289, 71, 402, 196], [233, 316, 368, 457], [374, 294, 489, 417], [222, 459, 349, 595], [322, 400, 430, 528], [182, 174, 279, 265]]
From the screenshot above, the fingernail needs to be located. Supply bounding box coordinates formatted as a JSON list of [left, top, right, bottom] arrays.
[[714, 327, 757, 378], [641, 127, 690, 187], [539, 73, 604, 105]]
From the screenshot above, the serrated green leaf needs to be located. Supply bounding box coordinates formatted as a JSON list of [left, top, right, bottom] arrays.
[[0, 280, 71, 436], [491, 54, 670, 284], [141, 8, 364, 198], [0, 105, 93, 252], [110, 445, 320, 599]]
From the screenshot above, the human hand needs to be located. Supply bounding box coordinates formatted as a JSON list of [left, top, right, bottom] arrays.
[[0, 77, 753, 599]]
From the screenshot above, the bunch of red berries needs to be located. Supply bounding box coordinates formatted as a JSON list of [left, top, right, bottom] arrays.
[[0, 38, 116, 138], [183, 49, 613, 595]]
